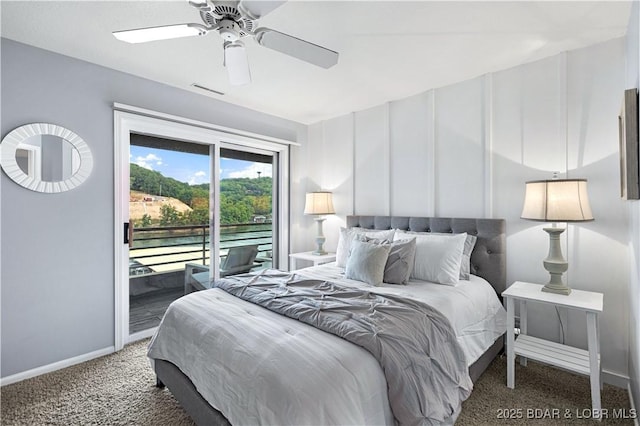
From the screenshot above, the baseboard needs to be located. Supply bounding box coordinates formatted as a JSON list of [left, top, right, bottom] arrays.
[[604, 369, 630, 389], [0, 346, 115, 386]]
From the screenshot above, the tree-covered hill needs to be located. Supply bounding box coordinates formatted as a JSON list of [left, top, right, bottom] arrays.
[[129, 163, 272, 225], [130, 163, 205, 205]]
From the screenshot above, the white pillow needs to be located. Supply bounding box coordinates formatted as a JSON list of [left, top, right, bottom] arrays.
[[336, 227, 396, 267], [395, 230, 467, 285], [398, 230, 477, 280]]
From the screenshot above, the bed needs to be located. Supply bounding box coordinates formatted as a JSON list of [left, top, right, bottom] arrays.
[[148, 215, 507, 425]]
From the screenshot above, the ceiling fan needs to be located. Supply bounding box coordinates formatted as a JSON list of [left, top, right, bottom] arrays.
[[113, 0, 339, 86]]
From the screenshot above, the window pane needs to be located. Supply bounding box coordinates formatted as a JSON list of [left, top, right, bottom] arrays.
[[220, 150, 275, 274], [129, 136, 210, 334]]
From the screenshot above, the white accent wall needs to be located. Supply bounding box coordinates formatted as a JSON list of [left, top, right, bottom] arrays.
[[293, 37, 630, 383]]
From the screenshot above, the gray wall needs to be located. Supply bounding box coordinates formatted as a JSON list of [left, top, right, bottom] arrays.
[[0, 38, 306, 378]]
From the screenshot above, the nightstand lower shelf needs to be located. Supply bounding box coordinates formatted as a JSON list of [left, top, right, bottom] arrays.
[[514, 334, 599, 377]]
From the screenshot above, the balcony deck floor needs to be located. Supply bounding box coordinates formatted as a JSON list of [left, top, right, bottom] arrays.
[[128, 264, 271, 334], [129, 287, 184, 334]]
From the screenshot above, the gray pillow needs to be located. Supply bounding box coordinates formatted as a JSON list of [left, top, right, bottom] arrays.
[[355, 234, 416, 284], [459, 235, 477, 280], [344, 239, 391, 286], [336, 227, 396, 267]]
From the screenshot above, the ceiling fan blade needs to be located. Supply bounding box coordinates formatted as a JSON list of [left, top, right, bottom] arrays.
[[224, 41, 251, 85], [113, 24, 208, 44], [238, 0, 286, 20], [254, 28, 338, 69]]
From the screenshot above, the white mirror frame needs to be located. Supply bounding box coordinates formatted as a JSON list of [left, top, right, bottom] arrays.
[[0, 123, 93, 193]]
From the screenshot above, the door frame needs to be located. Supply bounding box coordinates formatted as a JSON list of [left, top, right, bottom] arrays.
[[114, 107, 292, 350]]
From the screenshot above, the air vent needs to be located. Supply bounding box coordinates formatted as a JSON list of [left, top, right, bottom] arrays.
[[191, 83, 225, 96]]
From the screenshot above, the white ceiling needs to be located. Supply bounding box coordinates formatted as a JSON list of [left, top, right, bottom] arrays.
[[0, 1, 632, 124]]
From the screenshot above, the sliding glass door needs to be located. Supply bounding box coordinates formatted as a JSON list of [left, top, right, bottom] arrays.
[[115, 110, 290, 348], [128, 135, 211, 335]]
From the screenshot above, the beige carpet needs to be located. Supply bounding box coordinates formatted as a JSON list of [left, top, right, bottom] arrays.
[[1, 339, 633, 425]]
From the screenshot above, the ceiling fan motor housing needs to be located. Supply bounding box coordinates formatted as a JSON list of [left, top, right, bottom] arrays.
[[200, 2, 254, 39], [218, 19, 242, 41]]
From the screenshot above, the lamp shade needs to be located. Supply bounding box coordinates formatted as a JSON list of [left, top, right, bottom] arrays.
[[521, 179, 594, 222], [304, 191, 335, 215]]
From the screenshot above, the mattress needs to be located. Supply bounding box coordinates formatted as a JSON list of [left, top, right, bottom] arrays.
[[148, 265, 506, 425]]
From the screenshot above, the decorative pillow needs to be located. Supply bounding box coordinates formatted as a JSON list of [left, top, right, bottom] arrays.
[[355, 235, 416, 284], [344, 239, 391, 286], [396, 230, 477, 280], [336, 227, 396, 267], [395, 231, 467, 285]]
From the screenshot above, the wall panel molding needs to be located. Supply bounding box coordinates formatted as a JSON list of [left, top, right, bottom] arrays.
[[483, 74, 494, 218], [384, 102, 391, 216], [427, 90, 436, 216], [351, 112, 356, 215], [559, 51, 569, 177], [433, 89, 439, 216]]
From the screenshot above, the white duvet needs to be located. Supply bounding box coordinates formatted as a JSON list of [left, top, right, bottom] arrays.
[[300, 263, 507, 367], [148, 264, 506, 425]]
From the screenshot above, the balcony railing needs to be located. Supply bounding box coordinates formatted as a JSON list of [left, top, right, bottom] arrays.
[[129, 222, 273, 276]]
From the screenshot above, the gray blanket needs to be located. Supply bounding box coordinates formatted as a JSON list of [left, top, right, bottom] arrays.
[[216, 269, 473, 426]]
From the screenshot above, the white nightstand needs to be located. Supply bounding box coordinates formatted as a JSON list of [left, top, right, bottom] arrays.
[[502, 281, 603, 417], [289, 251, 336, 270]]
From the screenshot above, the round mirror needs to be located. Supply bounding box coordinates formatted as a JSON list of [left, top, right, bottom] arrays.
[[1, 123, 93, 193]]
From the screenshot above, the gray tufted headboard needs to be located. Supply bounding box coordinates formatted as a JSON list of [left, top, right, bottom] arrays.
[[346, 216, 507, 295]]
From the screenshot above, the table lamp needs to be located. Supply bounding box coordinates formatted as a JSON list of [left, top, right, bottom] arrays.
[[304, 191, 335, 255], [521, 178, 594, 295]]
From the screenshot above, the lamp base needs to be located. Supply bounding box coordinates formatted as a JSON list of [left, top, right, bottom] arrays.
[[542, 227, 571, 295], [312, 217, 327, 256], [542, 283, 572, 295]]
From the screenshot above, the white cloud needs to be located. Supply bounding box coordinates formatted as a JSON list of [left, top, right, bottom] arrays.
[[188, 170, 209, 185], [228, 163, 272, 179], [135, 153, 162, 170]]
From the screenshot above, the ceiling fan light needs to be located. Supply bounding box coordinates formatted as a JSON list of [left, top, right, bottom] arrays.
[[113, 24, 207, 44], [224, 41, 251, 85]]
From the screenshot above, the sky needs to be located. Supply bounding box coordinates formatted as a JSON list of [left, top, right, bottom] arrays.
[[130, 146, 272, 185]]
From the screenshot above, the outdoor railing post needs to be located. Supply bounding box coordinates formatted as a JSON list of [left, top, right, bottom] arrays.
[[202, 225, 206, 265]]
